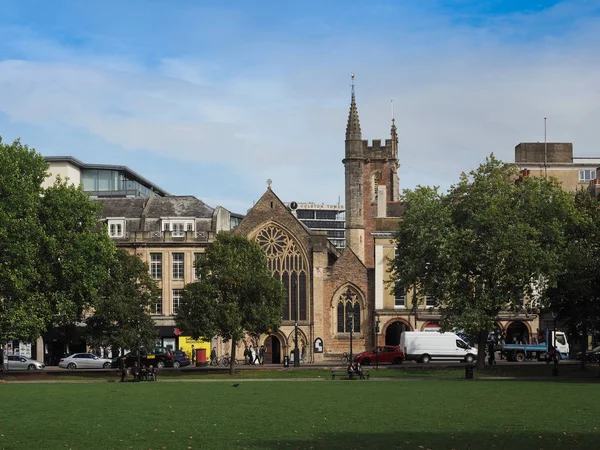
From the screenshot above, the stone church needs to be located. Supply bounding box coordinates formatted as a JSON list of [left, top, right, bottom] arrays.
[[234, 85, 402, 363]]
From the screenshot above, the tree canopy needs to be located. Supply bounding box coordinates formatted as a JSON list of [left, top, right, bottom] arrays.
[[0, 137, 115, 344], [86, 249, 158, 355], [391, 155, 575, 368], [176, 233, 286, 373], [547, 190, 600, 367]]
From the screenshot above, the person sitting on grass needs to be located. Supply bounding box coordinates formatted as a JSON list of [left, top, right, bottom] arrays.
[[131, 362, 140, 382]]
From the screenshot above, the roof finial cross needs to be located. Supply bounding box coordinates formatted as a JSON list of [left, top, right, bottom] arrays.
[[266, 179, 272, 189]]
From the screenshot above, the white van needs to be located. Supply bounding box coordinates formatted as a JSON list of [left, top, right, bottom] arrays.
[[400, 331, 477, 363]]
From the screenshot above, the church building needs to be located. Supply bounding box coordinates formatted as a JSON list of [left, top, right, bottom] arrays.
[[234, 81, 401, 362]]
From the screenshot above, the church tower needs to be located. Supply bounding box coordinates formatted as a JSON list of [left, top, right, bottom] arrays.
[[343, 76, 400, 268], [343, 75, 366, 263]]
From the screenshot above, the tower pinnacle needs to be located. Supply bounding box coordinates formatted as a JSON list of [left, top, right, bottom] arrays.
[[345, 73, 362, 141]]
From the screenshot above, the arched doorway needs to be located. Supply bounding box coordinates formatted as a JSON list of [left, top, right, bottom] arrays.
[[506, 321, 529, 344], [385, 321, 411, 346], [264, 335, 281, 364]]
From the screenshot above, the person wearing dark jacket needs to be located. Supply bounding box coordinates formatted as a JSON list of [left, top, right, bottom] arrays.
[[119, 357, 127, 382]]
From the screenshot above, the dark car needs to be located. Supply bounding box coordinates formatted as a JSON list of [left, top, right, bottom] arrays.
[[113, 347, 174, 369], [576, 346, 600, 363], [172, 350, 191, 368], [353, 346, 405, 365]]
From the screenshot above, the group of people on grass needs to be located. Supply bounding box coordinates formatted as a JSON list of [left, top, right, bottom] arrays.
[[347, 362, 366, 380], [119, 357, 156, 382]]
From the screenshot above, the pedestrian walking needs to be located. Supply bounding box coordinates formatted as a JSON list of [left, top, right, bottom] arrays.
[[191, 345, 196, 364], [119, 356, 127, 382], [244, 346, 250, 365], [210, 347, 217, 366], [259, 345, 266, 365]]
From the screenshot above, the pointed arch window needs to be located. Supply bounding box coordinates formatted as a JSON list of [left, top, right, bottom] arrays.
[[256, 225, 308, 321], [337, 287, 361, 333]]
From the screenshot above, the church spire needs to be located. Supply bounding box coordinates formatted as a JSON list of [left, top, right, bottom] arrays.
[[390, 100, 398, 157], [345, 73, 362, 141]]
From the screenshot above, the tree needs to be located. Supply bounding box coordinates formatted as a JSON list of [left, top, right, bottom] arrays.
[[0, 138, 48, 343], [0, 137, 116, 351], [391, 155, 575, 369], [547, 190, 600, 369], [176, 234, 286, 374], [86, 249, 158, 355]]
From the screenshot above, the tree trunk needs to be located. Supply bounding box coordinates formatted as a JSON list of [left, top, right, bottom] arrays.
[[580, 328, 587, 371], [476, 331, 487, 370], [229, 339, 237, 375]]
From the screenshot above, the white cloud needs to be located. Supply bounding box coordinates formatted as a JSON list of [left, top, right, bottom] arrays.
[[1, 2, 600, 212]]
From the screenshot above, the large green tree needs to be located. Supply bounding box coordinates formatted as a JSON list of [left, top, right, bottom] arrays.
[[0, 137, 116, 347], [391, 155, 575, 369], [176, 233, 286, 374], [547, 190, 600, 369], [86, 249, 158, 356], [0, 138, 48, 343]]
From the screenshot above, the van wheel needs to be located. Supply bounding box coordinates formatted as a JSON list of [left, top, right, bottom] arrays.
[[393, 357, 403, 365], [515, 353, 525, 363], [421, 354, 431, 364], [465, 354, 474, 364], [362, 358, 371, 366], [157, 361, 165, 369], [173, 361, 181, 369]]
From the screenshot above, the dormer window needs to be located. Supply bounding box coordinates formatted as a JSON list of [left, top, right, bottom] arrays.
[[161, 218, 195, 238], [107, 219, 126, 238]]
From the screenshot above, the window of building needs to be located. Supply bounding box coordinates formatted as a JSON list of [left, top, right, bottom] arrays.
[[150, 253, 162, 280], [107, 219, 125, 238], [193, 253, 204, 280], [172, 289, 183, 313], [336, 288, 361, 333], [394, 284, 406, 308], [256, 225, 308, 322], [315, 210, 338, 220], [579, 169, 596, 182], [152, 292, 163, 315], [425, 295, 436, 307], [172, 253, 184, 280], [161, 219, 195, 237]]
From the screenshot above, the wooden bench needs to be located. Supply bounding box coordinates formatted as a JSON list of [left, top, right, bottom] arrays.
[[331, 369, 370, 380]]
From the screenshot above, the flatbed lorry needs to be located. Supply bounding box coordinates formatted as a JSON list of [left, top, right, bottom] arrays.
[[500, 328, 569, 362]]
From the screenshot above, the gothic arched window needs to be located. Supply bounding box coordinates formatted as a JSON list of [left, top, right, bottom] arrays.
[[256, 225, 308, 321], [336, 287, 361, 333]]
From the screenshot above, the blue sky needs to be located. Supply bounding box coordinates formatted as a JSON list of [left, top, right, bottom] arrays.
[[1, 1, 599, 212]]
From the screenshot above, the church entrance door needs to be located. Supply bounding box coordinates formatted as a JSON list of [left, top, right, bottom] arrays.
[[264, 335, 281, 364]]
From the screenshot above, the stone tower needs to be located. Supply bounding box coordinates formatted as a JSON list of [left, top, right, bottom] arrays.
[[343, 80, 400, 268]]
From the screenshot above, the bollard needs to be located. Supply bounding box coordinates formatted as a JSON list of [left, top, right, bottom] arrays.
[[465, 364, 474, 379]]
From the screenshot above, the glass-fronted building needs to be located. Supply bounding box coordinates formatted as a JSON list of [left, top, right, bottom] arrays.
[[43, 156, 169, 198]]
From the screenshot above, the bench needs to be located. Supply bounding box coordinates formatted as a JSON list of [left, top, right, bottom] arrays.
[[331, 369, 370, 380]]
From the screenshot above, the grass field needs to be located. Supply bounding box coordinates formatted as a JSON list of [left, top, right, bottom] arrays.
[[1, 380, 599, 449]]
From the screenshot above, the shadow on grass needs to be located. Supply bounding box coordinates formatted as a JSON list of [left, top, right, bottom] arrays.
[[252, 430, 600, 450]]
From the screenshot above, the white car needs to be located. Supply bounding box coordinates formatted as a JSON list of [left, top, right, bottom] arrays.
[[1, 356, 45, 371], [58, 353, 113, 369]]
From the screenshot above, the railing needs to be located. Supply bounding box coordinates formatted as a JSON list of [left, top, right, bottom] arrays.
[[112, 230, 215, 243]]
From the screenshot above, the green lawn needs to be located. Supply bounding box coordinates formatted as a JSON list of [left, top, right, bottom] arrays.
[[1, 380, 599, 449]]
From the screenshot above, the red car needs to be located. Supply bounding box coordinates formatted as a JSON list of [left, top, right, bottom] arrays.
[[353, 346, 405, 365]]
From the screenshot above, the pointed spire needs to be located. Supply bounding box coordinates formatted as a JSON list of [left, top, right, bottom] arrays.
[[390, 100, 398, 156], [345, 73, 362, 141]]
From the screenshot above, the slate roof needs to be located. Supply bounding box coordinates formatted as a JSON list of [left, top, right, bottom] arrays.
[[95, 198, 146, 218], [145, 196, 214, 218]]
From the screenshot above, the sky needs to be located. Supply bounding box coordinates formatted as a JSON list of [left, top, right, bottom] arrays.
[[1, 0, 600, 213]]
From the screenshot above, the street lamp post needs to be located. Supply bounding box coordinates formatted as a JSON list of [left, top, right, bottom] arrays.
[[551, 311, 558, 377], [347, 310, 354, 365], [293, 279, 299, 368], [375, 316, 380, 370]]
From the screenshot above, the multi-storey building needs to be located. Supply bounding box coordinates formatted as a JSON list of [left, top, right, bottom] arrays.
[[514, 143, 600, 192], [43, 156, 169, 198], [97, 196, 241, 354], [286, 202, 346, 249]]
